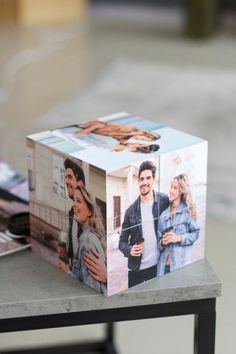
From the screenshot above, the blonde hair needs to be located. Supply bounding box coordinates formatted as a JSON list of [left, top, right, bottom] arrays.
[[174, 174, 197, 219], [75, 186, 106, 250]]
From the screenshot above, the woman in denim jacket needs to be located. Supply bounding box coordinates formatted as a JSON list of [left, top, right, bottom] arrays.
[[158, 174, 200, 276], [71, 186, 107, 294]]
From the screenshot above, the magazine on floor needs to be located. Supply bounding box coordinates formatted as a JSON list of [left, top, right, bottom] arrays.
[[0, 158, 29, 202], [0, 231, 31, 257], [0, 158, 30, 257]]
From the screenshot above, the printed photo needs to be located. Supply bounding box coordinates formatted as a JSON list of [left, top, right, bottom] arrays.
[[60, 158, 107, 295], [27, 139, 107, 294], [52, 113, 162, 155], [106, 142, 207, 296]]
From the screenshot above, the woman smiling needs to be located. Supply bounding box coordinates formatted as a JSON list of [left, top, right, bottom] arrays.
[[72, 186, 107, 294], [158, 174, 200, 276]]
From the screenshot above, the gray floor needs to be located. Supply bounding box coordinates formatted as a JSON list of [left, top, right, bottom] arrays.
[[0, 4, 236, 353]]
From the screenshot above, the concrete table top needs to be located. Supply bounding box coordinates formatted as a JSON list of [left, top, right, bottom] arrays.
[[0, 250, 221, 320]]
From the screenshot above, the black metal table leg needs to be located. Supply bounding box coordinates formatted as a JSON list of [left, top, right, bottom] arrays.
[[0, 323, 118, 354], [104, 323, 118, 354], [194, 307, 216, 354]]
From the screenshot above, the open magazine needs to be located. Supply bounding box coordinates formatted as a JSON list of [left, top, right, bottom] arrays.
[[0, 231, 30, 257], [0, 158, 29, 202], [0, 159, 30, 257]]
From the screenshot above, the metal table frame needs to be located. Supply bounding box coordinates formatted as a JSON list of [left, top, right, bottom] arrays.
[[0, 297, 216, 354]]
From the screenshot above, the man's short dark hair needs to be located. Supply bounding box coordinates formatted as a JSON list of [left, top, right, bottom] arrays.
[[64, 158, 85, 185], [138, 160, 156, 179]]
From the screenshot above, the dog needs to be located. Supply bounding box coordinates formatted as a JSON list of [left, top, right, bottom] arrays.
[[113, 143, 160, 153], [74, 120, 160, 153]]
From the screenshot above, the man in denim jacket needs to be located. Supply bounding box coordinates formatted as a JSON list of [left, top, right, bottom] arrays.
[[119, 161, 169, 288]]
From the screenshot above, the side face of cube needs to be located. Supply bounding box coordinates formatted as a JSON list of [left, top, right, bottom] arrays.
[[106, 135, 207, 296], [26, 133, 108, 296]]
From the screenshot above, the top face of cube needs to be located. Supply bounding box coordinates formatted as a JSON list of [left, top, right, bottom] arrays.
[[27, 112, 205, 172]]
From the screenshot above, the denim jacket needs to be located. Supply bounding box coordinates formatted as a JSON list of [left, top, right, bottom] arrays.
[[67, 207, 83, 266], [157, 200, 200, 276], [119, 191, 169, 271], [72, 225, 107, 295]]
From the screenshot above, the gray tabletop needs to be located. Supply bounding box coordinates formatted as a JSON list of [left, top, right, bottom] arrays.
[[0, 250, 221, 320]]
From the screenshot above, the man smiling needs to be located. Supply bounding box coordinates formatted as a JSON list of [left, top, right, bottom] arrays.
[[119, 161, 169, 288]]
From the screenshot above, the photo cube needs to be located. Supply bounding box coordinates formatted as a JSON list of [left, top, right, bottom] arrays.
[[26, 112, 207, 296]]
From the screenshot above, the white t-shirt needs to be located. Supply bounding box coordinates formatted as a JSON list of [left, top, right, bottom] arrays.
[[140, 201, 158, 270]]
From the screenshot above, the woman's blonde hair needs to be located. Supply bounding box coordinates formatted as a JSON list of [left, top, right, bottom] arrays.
[[174, 174, 197, 219], [75, 186, 106, 250]]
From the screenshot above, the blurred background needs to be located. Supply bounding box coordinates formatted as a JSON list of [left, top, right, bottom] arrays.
[[0, 1, 236, 353]]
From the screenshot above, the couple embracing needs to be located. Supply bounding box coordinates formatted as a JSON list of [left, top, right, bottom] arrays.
[[119, 161, 200, 288], [59, 158, 107, 294]]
